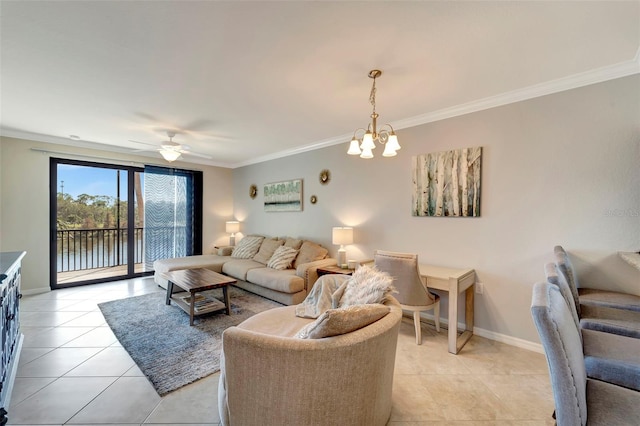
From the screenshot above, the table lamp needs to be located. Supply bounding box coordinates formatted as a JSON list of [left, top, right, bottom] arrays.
[[226, 221, 240, 246], [332, 227, 353, 269]]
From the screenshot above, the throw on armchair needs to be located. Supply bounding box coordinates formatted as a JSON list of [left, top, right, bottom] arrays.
[[218, 286, 403, 426]]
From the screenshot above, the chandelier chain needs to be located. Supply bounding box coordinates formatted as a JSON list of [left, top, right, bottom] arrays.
[[369, 78, 377, 113]]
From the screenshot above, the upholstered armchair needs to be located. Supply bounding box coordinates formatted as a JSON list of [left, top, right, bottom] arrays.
[[374, 250, 440, 344], [531, 282, 640, 425], [218, 287, 403, 426]]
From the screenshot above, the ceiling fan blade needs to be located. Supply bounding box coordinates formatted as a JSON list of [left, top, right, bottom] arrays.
[[181, 151, 212, 159], [130, 148, 158, 153], [128, 139, 158, 147]]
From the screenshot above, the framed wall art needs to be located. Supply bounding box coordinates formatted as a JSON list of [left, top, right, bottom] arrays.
[[412, 146, 482, 217], [264, 179, 303, 212]]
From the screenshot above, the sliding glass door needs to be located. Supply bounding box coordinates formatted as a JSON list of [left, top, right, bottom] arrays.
[[142, 165, 202, 270], [50, 159, 202, 289]]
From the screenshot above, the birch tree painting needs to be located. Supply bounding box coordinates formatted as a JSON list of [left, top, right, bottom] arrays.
[[412, 146, 482, 217]]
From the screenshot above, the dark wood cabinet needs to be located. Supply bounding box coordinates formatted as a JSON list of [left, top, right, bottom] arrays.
[[0, 251, 25, 423]]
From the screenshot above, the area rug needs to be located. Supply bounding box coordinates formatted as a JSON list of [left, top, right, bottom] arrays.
[[98, 286, 283, 395]]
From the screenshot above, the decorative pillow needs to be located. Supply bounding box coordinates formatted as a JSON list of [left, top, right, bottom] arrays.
[[231, 236, 264, 259], [283, 237, 303, 250], [217, 246, 233, 256], [295, 304, 390, 339], [253, 238, 284, 264], [267, 246, 299, 270], [293, 241, 328, 268], [338, 265, 397, 307]]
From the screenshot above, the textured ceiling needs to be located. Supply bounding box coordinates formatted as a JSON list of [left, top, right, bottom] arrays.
[[1, 1, 638, 167]]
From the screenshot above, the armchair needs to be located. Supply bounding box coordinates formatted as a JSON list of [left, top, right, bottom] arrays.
[[218, 293, 403, 426]]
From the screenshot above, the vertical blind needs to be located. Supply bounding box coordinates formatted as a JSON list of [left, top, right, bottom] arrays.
[[143, 165, 203, 269]]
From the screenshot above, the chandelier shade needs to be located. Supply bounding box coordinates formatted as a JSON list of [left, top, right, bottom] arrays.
[[347, 69, 401, 159]]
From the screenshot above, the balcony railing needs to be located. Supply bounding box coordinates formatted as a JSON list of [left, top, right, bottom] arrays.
[[57, 227, 143, 272]]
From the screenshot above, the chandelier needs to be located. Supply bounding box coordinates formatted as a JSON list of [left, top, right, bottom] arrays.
[[347, 69, 401, 159]]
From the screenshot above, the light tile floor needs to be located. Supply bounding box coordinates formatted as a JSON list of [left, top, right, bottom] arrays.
[[8, 277, 555, 425]]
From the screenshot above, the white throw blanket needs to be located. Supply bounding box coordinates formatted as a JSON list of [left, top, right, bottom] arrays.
[[295, 274, 350, 318]]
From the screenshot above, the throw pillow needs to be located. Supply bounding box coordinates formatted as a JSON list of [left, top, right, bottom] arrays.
[[231, 236, 264, 259], [283, 237, 303, 250], [292, 241, 328, 268], [295, 304, 390, 339], [267, 246, 299, 270], [253, 238, 284, 264], [339, 265, 397, 307]]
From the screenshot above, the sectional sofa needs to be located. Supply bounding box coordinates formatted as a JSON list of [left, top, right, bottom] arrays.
[[153, 235, 337, 305]]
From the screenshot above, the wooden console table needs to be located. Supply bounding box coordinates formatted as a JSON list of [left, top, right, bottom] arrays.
[[419, 264, 476, 354]]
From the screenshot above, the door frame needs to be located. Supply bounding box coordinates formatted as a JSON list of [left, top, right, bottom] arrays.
[[49, 157, 147, 289]]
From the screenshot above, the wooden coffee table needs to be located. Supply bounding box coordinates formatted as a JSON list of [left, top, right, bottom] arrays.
[[162, 268, 237, 326]]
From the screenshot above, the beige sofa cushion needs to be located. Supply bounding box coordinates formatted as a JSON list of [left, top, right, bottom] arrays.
[[246, 267, 305, 294], [295, 304, 390, 339], [231, 236, 264, 259], [293, 241, 328, 268], [253, 238, 284, 264], [153, 254, 230, 274], [222, 259, 264, 280], [283, 237, 303, 250]]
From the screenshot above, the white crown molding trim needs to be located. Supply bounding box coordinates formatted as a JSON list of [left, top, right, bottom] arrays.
[[4, 54, 638, 170], [1, 128, 234, 169], [232, 56, 640, 168], [392, 57, 640, 132]]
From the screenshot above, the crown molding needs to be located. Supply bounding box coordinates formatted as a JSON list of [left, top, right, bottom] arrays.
[[0, 128, 233, 168], [3, 54, 639, 170], [232, 55, 640, 168], [392, 55, 640, 132]]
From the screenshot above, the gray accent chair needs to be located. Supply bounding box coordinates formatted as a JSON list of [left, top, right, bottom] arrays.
[[531, 282, 640, 425], [545, 262, 640, 391], [545, 261, 640, 339], [555, 246, 640, 312], [374, 250, 440, 345]]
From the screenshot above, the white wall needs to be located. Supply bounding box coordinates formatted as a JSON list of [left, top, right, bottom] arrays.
[[0, 137, 234, 294], [233, 75, 640, 344]]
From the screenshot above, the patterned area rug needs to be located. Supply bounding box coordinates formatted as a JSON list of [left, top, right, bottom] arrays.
[[98, 286, 283, 395]]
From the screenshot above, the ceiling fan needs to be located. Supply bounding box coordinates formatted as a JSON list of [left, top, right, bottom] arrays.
[[129, 131, 212, 162]]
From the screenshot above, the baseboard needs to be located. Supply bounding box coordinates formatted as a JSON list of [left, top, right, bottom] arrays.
[[21, 287, 51, 296], [473, 327, 544, 354], [413, 312, 544, 354]]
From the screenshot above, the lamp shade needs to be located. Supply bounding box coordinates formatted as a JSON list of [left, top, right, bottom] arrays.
[[382, 143, 397, 157], [386, 133, 401, 151], [360, 147, 374, 159], [360, 132, 375, 150], [332, 227, 353, 245], [225, 221, 240, 233], [347, 138, 362, 155]]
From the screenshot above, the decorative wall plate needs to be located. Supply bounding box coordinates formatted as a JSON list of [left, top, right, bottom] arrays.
[[319, 169, 330, 185], [310, 195, 318, 204], [249, 184, 257, 199]]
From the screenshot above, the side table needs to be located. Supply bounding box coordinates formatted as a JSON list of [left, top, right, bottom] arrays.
[[316, 265, 354, 277]]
